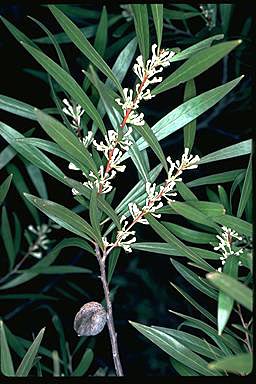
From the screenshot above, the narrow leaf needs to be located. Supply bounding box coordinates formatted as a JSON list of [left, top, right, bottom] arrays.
[[16, 327, 45, 376], [0, 320, 15, 376], [206, 272, 252, 311], [237, 155, 252, 218], [199, 139, 251, 165], [0, 174, 12, 205], [208, 353, 252, 375], [131, 4, 150, 61], [151, 4, 163, 49], [183, 79, 196, 151]]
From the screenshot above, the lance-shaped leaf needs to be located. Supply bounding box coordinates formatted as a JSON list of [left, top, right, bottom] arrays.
[[122, 76, 244, 159], [1, 207, 16, 270], [170, 34, 224, 62], [217, 256, 238, 335], [89, 189, 103, 249], [0, 320, 15, 376], [48, 5, 123, 95], [206, 272, 252, 311], [0, 121, 66, 183], [94, 6, 108, 57], [131, 4, 150, 62], [20, 42, 106, 135], [24, 193, 97, 243], [0, 94, 37, 120], [171, 259, 217, 300], [131, 242, 221, 260], [132, 122, 168, 172], [187, 169, 245, 188], [28, 16, 69, 73], [146, 213, 214, 271], [151, 4, 163, 49], [199, 139, 251, 164], [72, 348, 94, 376], [162, 222, 216, 244], [129, 321, 222, 376], [208, 353, 252, 375], [0, 174, 12, 205], [35, 109, 98, 175], [152, 40, 242, 95], [26, 163, 48, 199], [237, 154, 252, 218], [0, 15, 38, 48], [16, 327, 45, 376], [183, 79, 196, 151]]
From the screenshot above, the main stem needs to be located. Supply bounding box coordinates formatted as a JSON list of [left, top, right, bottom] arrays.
[[95, 245, 123, 376]]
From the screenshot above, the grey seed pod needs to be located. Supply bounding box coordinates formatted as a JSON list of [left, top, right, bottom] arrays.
[[74, 301, 107, 337]]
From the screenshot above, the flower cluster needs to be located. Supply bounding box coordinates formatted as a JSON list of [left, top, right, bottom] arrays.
[[127, 149, 200, 226], [27, 223, 52, 258], [101, 149, 200, 253], [62, 98, 85, 132], [213, 226, 244, 272], [115, 44, 176, 127], [199, 4, 216, 30]]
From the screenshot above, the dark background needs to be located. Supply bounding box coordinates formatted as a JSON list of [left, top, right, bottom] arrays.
[[0, 3, 253, 376]]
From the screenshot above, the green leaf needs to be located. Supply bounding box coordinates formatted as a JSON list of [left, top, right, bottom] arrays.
[[72, 348, 94, 376], [151, 4, 163, 49], [0, 320, 15, 376], [217, 256, 238, 335], [163, 8, 200, 20], [199, 139, 251, 165], [168, 201, 219, 230], [162, 222, 216, 244], [208, 353, 252, 375], [170, 310, 239, 355], [0, 121, 66, 184], [171, 259, 217, 300], [146, 213, 214, 271], [107, 246, 121, 283], [170, 282, 216, 323], [122, 76, 244, 159], [132, 122, 168, 172], [129, 321, 221, 376], [176, 181, 197, 201], [20, 266, 91, 275], [94, 6, 108, 57], [219, 4, 233, 35], [0, 238, 93, 290], [0, 15, 38, 49], [1, 206, 16, 270], [89, 189, 103, 248], [170, 358, 199, 376], [129, 137, 150, 182], [0, 174, 12, 205], [131, 242, 221, 260], [28, 16, 69, 73], [0, 94, 37, 120], [213, 215, 252, 237], [6, 163, 40, 225], [170, 34, 224, 62], [131, 4, 150, 62], [16, 327, 45, 376], [20, 42, 106, 136], [230, 171, 246, 213], [237, 155, 252, 218], [24, 193, 97, 242], [13, 213, 21, 255], [206, 272, 252, 311], [35, 109, 98, 175], [34, 25, 96, 44], [183, 79, 196, 151], [26, 164, 48, 199], [152, 40, 242, 95], [217, 185, 231, 215], [154, 327, 224, 360], [187, 169, 245, 188], [48, 5, 123, 95]]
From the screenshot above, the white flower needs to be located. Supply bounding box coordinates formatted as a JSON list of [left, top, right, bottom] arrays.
[[115, 217, 137, 253], [62, 98, 84, 129], [68, 162, 80, 171], [83, 166, 116, 194], [126, 110, 145, 126], [115, 88, 137, 110], [128, 202, 148, 224], [82, 131, 93, 147], [178, 148, 200, 170], [27, 224, 52, 258], [108, 148, 126, 172]]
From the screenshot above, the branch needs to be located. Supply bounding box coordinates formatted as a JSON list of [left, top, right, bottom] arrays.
[[95, 244, 123, 376]]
